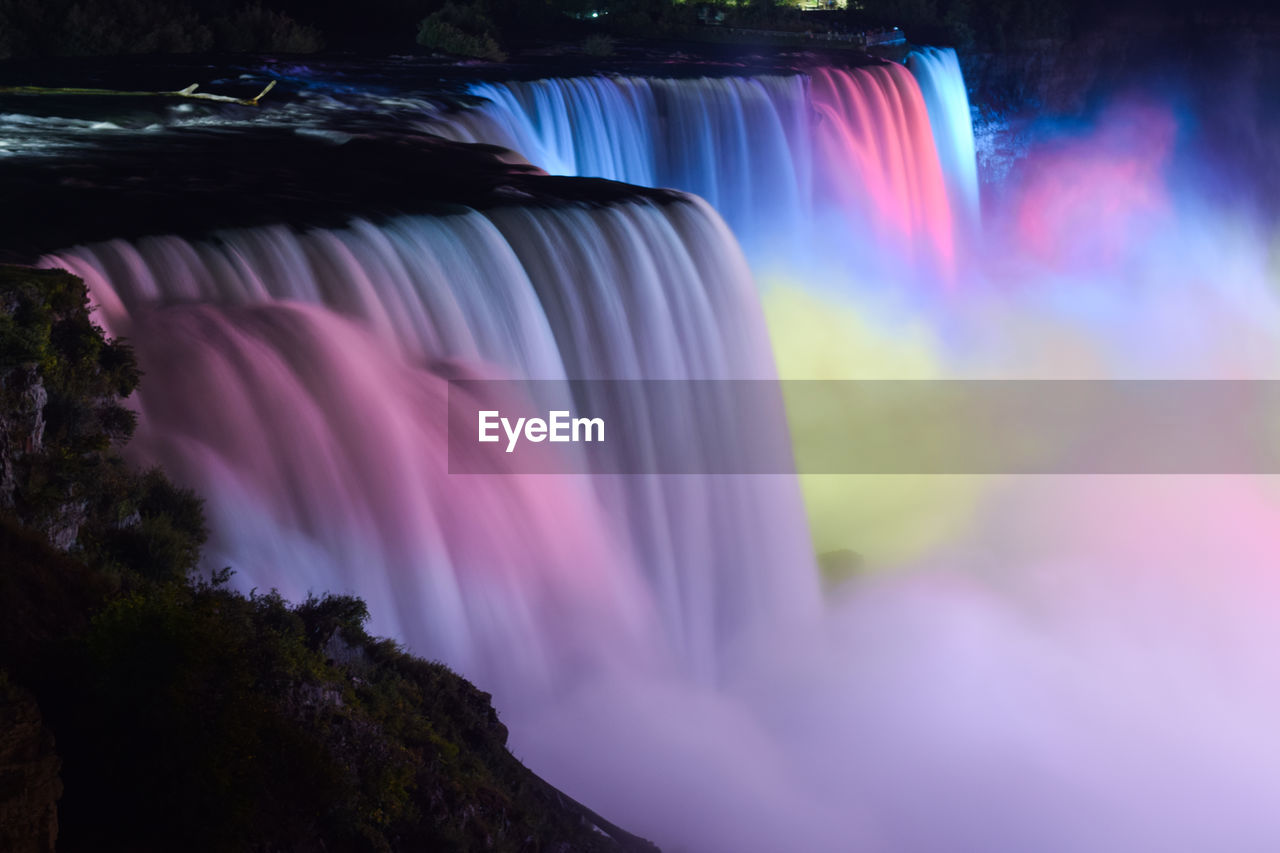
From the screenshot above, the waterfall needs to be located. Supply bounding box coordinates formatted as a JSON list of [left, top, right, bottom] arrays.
[[42, 196, 818, 688], [21, 45, 1280, 852], [27, 58, 983, 684], [117, 300, 659, 693], [441, 63, 969, 279], [907, 46, 981, 225], [446, 75, 811, 268], [808, 64, 956, 273]]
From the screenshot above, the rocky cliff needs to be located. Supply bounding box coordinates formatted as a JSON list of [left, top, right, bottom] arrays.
[[962, 16, 1280, 210]]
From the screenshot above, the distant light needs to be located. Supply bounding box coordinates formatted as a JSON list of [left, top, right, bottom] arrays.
[[591, 11, 598, 16]]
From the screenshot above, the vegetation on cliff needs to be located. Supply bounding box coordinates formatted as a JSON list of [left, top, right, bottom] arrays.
[[417, 2, 508, 61], [0, 265, 655, 852]]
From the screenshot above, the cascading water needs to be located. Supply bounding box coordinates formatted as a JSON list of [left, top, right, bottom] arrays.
[[42, 197, 818, 687], [443, 58, 967, 280], [807, 64, 956, 273], [906, 47, 981, 225], [414, 47, 1280, 853], [118, 300, 660, 693], [446, 74, 812, 270]]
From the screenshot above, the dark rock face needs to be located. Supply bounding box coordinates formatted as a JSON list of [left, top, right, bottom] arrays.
[[0, 364, 46, 512], [961, 36, 1105, 186], [0, 266, 140, 552], [962, 18, 1280, 216], [0, 121, 690, 264], [0, 676, 61, 853]]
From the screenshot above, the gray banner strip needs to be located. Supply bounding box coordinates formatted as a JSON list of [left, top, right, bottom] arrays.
[[447, 380, 1280, 474]]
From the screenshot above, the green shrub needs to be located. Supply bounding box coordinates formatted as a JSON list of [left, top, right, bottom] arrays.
[[213, 3, 325, 54], [417, 1, 506, 61], [60, 0, 213, 55]]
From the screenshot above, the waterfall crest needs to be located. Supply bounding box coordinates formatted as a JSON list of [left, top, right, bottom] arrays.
[[440, 59, 975, 280]]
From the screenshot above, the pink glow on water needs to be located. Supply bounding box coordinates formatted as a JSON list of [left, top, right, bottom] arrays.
[[810, 64, 956, 273], [1009, 104, 1176, 269], [45, 199, 820, 687], [125, 301, 663, 696]]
